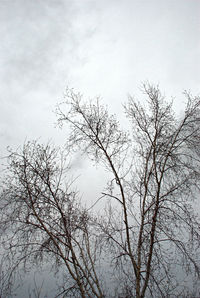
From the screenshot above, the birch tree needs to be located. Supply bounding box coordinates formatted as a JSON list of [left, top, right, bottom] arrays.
[[1, 84, 200, 297], [56, 84, 200, 297], [0, 142, 104, 297]]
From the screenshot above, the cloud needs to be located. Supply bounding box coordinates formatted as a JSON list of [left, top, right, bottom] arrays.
[[0, 0, 199, 156]]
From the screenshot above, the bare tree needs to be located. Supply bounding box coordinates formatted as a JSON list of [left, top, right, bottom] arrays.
[[0, 141, 104, 297], [1, 84, 200, 297], [56, 84, 200, 297]]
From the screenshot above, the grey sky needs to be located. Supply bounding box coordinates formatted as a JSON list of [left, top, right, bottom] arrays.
[[0, 0, 200, 152], [0, 1, 200, 296], [1, 0, 199, 210]]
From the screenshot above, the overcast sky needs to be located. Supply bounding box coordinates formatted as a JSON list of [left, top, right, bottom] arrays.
[[0, 0, 200, 197], [1, 0, 200, 157], [0, 1, 200, 295]]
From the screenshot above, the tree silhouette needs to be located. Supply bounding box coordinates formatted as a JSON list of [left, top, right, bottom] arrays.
[[1, 84, 200, 297]]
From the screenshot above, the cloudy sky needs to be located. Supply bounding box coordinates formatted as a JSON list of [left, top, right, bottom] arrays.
[[0, 0, 200, 199], [1, 0, 200, 157], [0, 1, 199, 295]]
